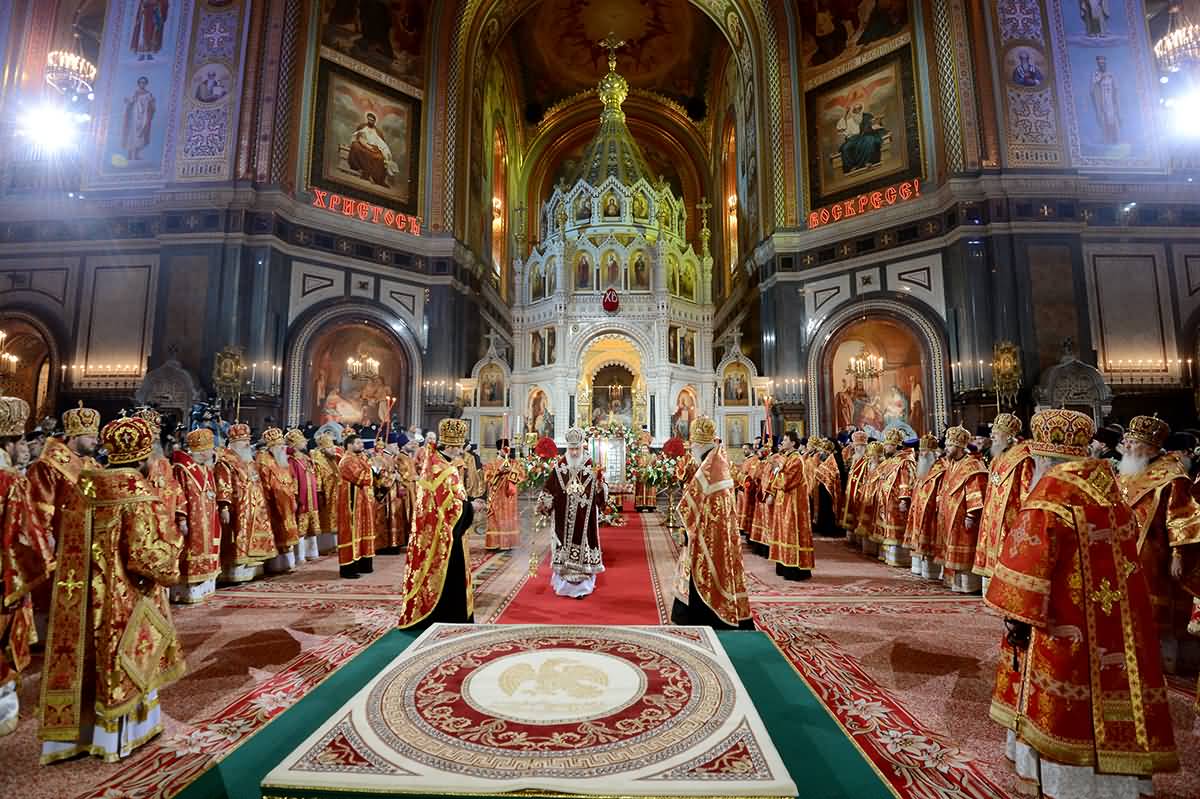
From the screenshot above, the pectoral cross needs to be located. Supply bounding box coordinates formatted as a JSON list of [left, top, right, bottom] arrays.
[[566, 477, 584, 497], [57, 568, 85, 600], [1089, 577, 1122, 615]]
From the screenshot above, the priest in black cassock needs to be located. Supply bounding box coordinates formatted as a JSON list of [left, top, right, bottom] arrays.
[[536, 427, 606, 598]]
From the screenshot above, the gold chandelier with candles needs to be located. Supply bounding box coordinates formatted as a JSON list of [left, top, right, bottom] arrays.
[[347, 356, 380, 381], [45, 24, 96, 98], [1156, 2, 1200, 74], [847, 349, 884, 382], [0, 330, 19, 388]]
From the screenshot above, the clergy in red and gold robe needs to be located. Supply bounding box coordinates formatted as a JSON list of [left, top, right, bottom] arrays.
[[40, 416, 186, 764], [851, 443, 885, 548], [371, 443, 405, 554], [672, 418, 753, 629], [840, 432, 871, 546], [395, 445, 417, 546], [133, 408, 186, 534], [633, 430, 658, 511], [748, 448, 775, 557], [811, 440, 843, 536], [936, 426, 987, 594], [974, 414, 1035, 591], [398, 420, 477, 628], [986, 409, 1178, 792], [483, 443, 524, 550], [256, 428, 301, 574], [903, 435, 946, 580], [214, 424, 276, 582], [168, 429, 221, 604], [286, 428, 321, 561], [768, 431, 814, 580], [2, 397, 54, 737], [871, 429, 915, 566], [310, 431, 343, 543], [26, 404, 101, 550], [336, 432, 375, 578]]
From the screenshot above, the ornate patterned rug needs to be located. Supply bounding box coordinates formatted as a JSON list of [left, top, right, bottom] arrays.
[[261, 624, 798, 799]]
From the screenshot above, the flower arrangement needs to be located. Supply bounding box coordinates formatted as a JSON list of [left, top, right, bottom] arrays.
[[643, 436, 687, 489], [599, 494, 625, 527], [585, 421, 641, 484], [519, 436, 560, 491]]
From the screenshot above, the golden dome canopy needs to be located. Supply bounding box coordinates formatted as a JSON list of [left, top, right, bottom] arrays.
[[567, 36, 654, 188]]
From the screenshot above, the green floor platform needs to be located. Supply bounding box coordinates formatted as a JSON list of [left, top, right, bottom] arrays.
[[174, 628, 892, 799]]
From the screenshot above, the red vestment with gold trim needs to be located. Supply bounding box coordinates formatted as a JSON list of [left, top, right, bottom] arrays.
[[903, 458, 947, 556], [1120, 455, 1200, 635], [673, 446, 751, 626], [310, 447, 342, 534], [398, 449, 474, 628], [985, 458, 1178, 776], [1, 467, 53, 689], [872, 451, 915, 546], [371, 451, 405, 550], [840, 457, 870, 532], [170, 452, 220, 585], [483, 457, 523, 550], [214, 450, 276, 567], [936, 453, 987, 574], [750, 457, 775, 546], [974, 441, 1035, 577], [256, 452, 300, 553], [337, 452, 376, 565], [288, 450, 321, 538], [768, 451, 815, 569], [38, 467, 186, 761], [736, 459, 758, 535]]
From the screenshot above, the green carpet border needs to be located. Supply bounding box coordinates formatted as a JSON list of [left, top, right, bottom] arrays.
[[172, 628, 892, 799]]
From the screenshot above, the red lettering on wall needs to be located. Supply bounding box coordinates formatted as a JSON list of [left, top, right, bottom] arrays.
[[806, 178, 925, 230], [308, 188, 423, 237], [311, 189, 329, 209], [884, 186, 898, 204]]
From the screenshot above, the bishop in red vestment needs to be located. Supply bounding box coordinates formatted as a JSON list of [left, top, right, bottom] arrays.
[[672, 417, 753, 629], [903, 435, 946, 580], [286, 428, 322, 561], [936, 426, 987, 593], [336, 431, 375, 578], [986, 409, 1178, 796], [397, 419, 480, 628], [1, 396, 54, 737], [974, 413, 1035, 594], [39, 416, 185, 764], [168, 428, 221, 604], [256, 427, 300, 574], [214, 424, 276, 582]]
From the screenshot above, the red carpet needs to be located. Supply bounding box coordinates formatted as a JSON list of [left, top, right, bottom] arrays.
[[495, 508, 661, 624]]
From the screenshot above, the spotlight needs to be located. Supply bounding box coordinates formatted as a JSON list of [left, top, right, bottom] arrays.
[[16, 103, 90, 154]]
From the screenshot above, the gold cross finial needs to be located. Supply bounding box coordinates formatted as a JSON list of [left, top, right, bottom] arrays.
[[600, 33, 625, 71]]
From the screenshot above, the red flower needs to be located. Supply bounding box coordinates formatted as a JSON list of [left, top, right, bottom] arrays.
[[662, 436, 686, 458], [535, 436, 559, 459]]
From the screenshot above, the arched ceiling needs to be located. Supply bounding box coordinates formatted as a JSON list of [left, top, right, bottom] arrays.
[[509, 0, 721, 122]]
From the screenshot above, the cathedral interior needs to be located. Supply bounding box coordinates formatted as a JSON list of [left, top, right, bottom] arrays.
[[3, 1, 1200, 798]]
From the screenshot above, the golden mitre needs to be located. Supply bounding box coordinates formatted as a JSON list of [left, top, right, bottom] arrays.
[[438, 418, 468, 447], [689, 416, 716, 445], [62, 402, 101, 438]]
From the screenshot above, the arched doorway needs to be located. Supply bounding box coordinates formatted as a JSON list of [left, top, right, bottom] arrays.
[[822, 316, 932, 438], [575, 333, 647, 430], [284, 303, 423, 428], [0, 314, 57, 423], [304, 319, 410, 428]]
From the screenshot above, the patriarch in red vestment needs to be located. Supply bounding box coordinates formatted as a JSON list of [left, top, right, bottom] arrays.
[[986, 409, 1178, 797]]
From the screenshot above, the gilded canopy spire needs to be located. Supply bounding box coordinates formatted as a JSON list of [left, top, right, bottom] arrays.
[[567, 32, 654, 188]]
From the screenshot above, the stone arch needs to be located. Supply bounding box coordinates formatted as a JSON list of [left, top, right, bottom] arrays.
[[0, 308, 64, 422], [283, 301, 423, 427], [442, 0, 783, 238], [806, 298, 949, 436], [569, 327, 653, 369]]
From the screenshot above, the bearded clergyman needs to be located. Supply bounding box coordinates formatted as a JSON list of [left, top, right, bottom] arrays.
[[671, 417, 753, 629], [536, 427, 606, 599]]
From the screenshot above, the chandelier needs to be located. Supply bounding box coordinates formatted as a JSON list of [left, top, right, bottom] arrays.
[[1155, 2, 1200, 74], [346, 356, 380, 381], [45, 29, 96, 99], [846, 350, 884, 382], [0, 330, 19, 386]]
